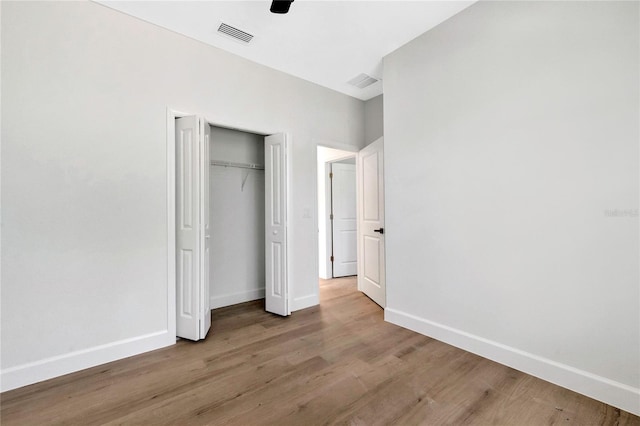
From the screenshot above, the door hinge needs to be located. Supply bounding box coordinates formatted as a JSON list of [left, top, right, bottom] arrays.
[[330, 256, 334, 262], [329, 172, 333, 179], [330, 214, 333, 220]]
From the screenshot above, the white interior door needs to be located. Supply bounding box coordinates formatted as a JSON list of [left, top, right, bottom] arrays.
[[265, 133, 289, 316], [200, 121, 211, 338], [357, 137, 385, 307], [331, 162, 357, 277], [175, 116, 211, 341]]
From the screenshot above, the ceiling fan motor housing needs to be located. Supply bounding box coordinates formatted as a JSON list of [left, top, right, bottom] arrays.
[[270, 0, 294, 14]]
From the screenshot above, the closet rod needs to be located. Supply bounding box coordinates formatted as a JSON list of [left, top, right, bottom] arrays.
[[210, 160, 264, 171]]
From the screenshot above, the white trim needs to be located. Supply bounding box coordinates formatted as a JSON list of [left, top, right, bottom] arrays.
[[323, 162, 333, 279], [385, 307, 640, 416], [210, 288, 266, 309], [286, 135, 292, 315], [314, 138, 360, 154], [314, 149, 320, 284], [166, 107, 179, 340], [204, 119, 273, 137], [292, 294, 320, 311], [327, 153, 357, 163], [0, 330, 174, 392]]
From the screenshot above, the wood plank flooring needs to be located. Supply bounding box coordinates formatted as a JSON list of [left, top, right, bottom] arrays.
[[2, 277, 638, 425]]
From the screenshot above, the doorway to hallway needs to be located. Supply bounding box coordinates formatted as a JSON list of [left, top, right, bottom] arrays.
[[316, 139, 386, 308], [317, 146, 357, 279]]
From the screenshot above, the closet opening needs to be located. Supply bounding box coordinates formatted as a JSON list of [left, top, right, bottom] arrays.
[[171, 109, 290, 341], [209, 126, 267, 310]]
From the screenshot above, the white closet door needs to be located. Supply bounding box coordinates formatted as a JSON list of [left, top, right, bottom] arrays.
[[200, 121, 211, 338], [264, 133, 289, 316], [175, 115, 211, 340]]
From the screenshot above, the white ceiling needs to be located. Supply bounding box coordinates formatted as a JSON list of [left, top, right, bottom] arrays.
[[96, 1, 475, 101]]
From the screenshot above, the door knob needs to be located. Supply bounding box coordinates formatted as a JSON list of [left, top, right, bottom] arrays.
[[374, 228, 384, 234]]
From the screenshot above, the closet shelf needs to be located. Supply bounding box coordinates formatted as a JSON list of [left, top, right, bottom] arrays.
[[210, 160, 264, 170]]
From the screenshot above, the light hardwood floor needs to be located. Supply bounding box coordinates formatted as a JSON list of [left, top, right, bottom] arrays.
[[1, 277, 638, 425]]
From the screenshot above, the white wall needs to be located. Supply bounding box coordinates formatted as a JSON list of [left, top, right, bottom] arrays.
[[1, 1, 364, 391], [316, 147, 356, 279], [210, 126, 265, 166], [209, 126, 265, 308], [384, 1, 639, 415], [364, 94, 383, 145]]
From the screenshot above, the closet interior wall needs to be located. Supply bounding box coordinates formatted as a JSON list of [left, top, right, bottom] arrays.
[[209, 126, 266, 309]]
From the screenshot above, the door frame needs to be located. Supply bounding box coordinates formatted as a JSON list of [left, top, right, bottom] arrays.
[[314, 141, 358, 286], [167, 107, 291, 337]]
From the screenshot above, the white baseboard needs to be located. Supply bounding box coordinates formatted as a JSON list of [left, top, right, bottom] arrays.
[[209, 289, 317, 312], [292, 293, 319, 312], [210, 288, 265, 309], [0, 330, 175, 393], [385, 308, 640, 416]]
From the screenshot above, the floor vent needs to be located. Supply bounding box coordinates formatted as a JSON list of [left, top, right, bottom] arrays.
[[217, 23, 254, 43], [347, 73, 379, 89]]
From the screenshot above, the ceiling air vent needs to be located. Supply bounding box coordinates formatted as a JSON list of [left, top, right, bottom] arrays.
[[347, 73, 379, 89], [217, 23, 254, 44]]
